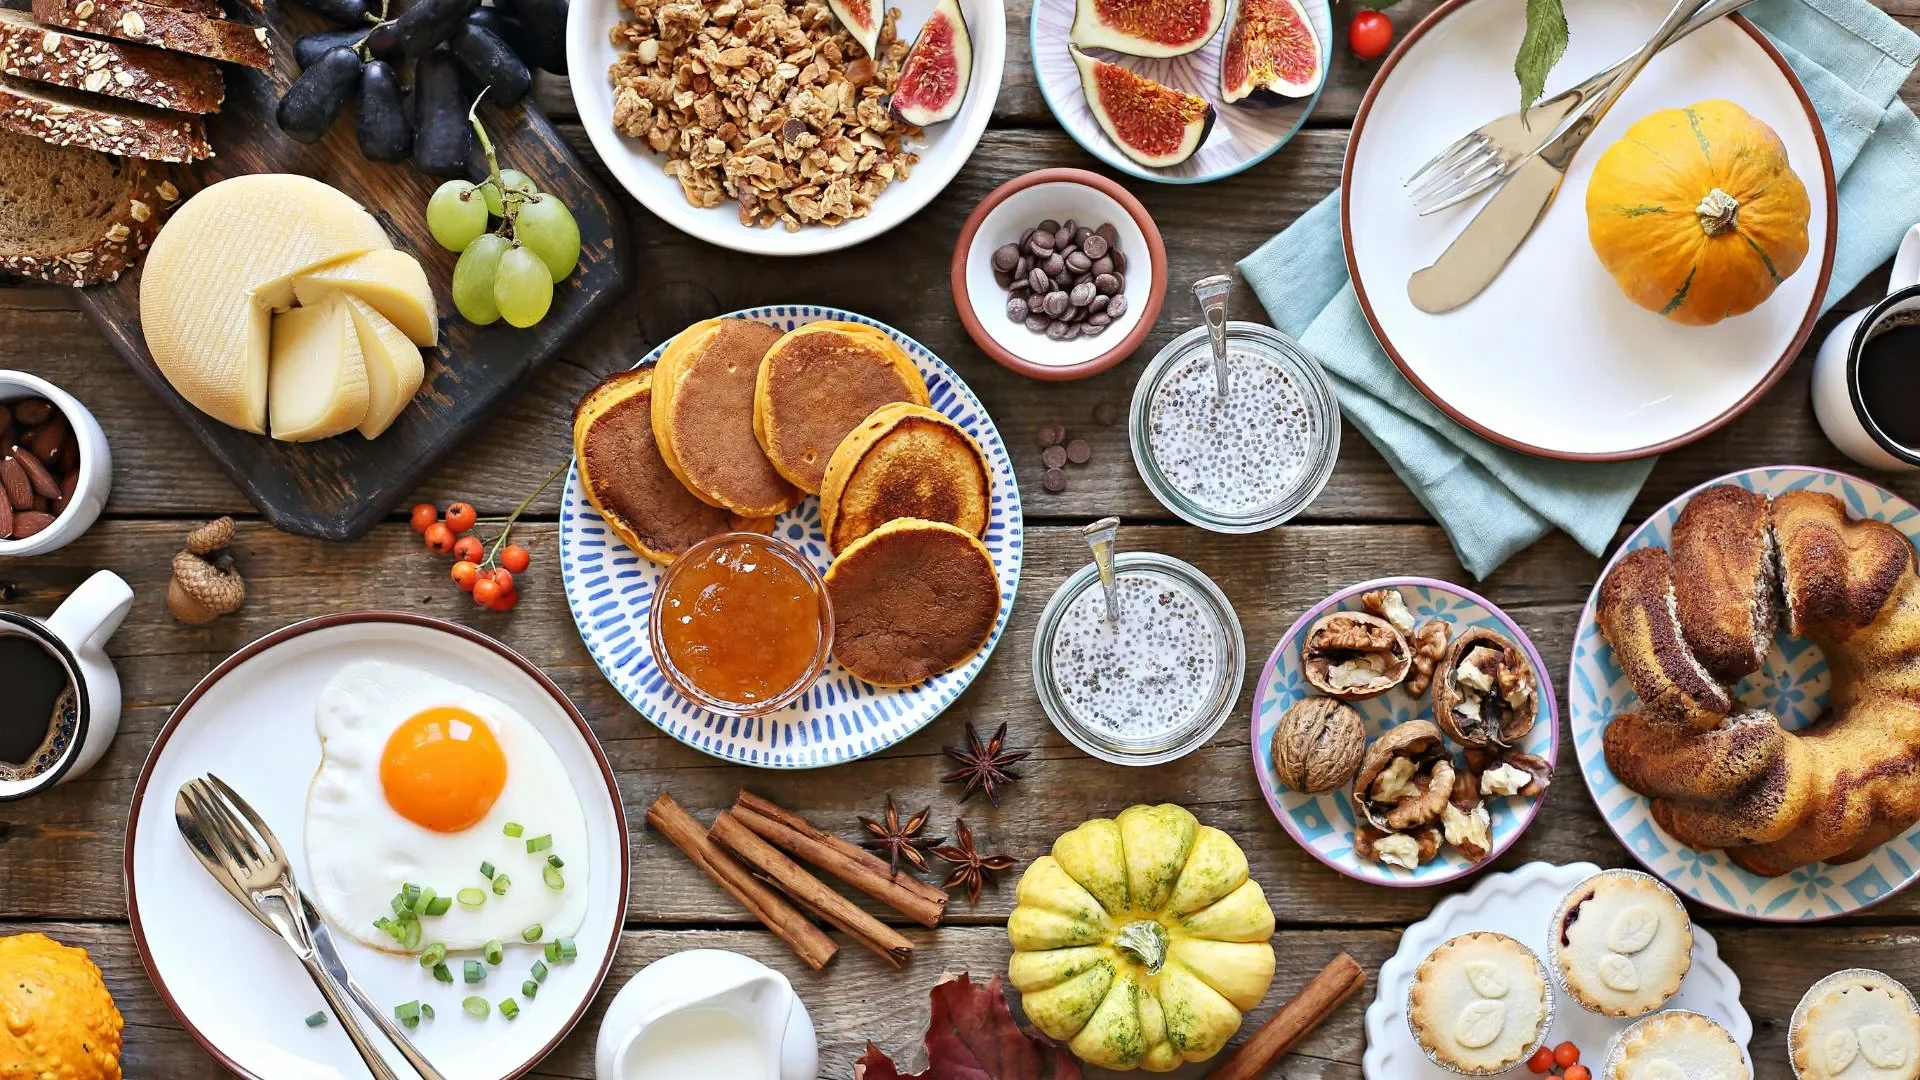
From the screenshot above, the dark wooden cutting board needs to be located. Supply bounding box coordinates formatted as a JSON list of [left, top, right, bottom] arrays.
[[77, 6, 628, 541]]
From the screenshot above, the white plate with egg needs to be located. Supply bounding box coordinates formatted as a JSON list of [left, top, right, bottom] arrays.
[[125, 613, 629, 1080]]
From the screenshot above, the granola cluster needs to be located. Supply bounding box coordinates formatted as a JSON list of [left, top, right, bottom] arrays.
[[607, 0, 922, 230]]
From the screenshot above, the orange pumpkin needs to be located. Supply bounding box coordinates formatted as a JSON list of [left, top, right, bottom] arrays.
[[0, 933, 123, 1080], [1585, 99, 1811, 326]]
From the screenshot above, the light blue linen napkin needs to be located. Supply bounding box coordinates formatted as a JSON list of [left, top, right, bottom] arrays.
[[1238, 0, 1920, 579]]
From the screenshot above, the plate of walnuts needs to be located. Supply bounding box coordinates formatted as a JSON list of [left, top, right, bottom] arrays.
[[1250, 577, 1559, 887]]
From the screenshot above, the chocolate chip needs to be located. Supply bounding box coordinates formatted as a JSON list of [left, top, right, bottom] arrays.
[[1016, 255, 1032, 277], [1046, 321, 1074, 340], [1066, 251, 1092, 274], [1091, 256, 1113, 277], [1106, 294, 1129, 320], [1093, 402, 1119, 426], [992, 243, 1020, 272], [1042, 467, 1068, 492], [1043, 252, 1065, 278], [1028, 267, 1050, 293], [1062, 218, 1078, 237], [1066, 439, 1092, 464], [1095, 222, 1120, 245], [1089, 311, 1112, 327], [993, 267, 1014, 289], [1043, 290, 1070, 318], [1054, 226, 1072, 250], [1082, 233, 1109, 260], [1094, 273, 1121, 295], [1007, 296, 1029, 322], [1037, 424, 1064, 448], [1025, 313, 1051, 333], [1037, 218, 1060, 234], [1111, 249, 1128, 273], [1080, 321, 1106, 337], [1028, 232, 1054, 256], [1073, 226, 1093, 249], [1089, 295, 1110, 315], [1042, 444, 1068, 469], [1070, 282, 1097, 308]]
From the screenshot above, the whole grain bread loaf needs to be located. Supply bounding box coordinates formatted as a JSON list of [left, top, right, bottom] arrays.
[[0, 126, 182, 284], [0, 72, 211, 160], [0, 9, 223, 112], [30, 0, 270, 69]]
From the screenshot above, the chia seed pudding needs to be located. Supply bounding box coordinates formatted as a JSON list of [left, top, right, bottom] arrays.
[[1051, 570, 1220, 740]]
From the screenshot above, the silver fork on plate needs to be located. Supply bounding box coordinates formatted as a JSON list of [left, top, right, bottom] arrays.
[[1404, 0, 1758, 215], [175, 774, 447, 1080]]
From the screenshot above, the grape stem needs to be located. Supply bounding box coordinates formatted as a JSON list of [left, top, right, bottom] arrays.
[[466, 91, 530, 239], [481, 461, 567, 567]]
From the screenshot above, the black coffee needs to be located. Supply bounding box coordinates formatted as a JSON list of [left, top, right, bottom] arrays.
[[0, 635, 76, 782], [1859, 322, 1920, 450]]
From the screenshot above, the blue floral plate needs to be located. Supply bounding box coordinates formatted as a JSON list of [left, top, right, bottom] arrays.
[[556, 306, 1023, 768], [1570, 466, 1920, 920], [1251, 577, 1559, 886]]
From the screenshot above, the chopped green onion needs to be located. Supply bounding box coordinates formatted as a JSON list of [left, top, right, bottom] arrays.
[[499, 998, 520, 1021], [395, 1001, 421, 1029], [420, 943, 446, 968], [544, 941, 560, 964], [411, 887, 438, 915], [521, 923, 543, 943], [424, 895, 451, 917], [480, 861, 496, 879], [492, 874, 511, 896], [400, 883, 421, 909], [305, 1011, 328, 1028], [464, 960, 484, 984], [484, 939, 504, 966], [543, 866, 564, 891], [457, 887, 486, 908], [400, 919, 422, 952], [432, 963, 452, 984], [522, 979, 538, 998], [525, 834, 553, 854], [503, 822, 524, 838], [555, 937, 577, 962], [531, 960, 548, 983], [463, 996, 489, 1018], [420, 1003, 435, 1020], [546, 854, 564, 869]]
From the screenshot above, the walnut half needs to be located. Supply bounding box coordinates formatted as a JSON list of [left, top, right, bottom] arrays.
[[1356, 823, 1442, 870], [1351, 720, 1454, 833], [1433, 627, 1538, 749], [1302, 611, 1412, 701], [1405, 619, 1450, 698]]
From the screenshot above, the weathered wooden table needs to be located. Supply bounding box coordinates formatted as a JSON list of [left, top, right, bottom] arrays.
[[7, 3, 1920, 1073]]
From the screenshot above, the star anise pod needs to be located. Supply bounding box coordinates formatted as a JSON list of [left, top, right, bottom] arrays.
[[941, 722, 1030, 807], [932, 819, 1017, 906], [858, 796, 943, 878]]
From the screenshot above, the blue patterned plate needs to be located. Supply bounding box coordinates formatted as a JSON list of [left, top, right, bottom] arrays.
[[1251, 577, 1559, 886], [557, 306, 1023, 768], [1570, 466, 1920, 920]]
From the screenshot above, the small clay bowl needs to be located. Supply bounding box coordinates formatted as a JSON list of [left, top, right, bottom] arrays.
[[951, 167, 1167, 381]]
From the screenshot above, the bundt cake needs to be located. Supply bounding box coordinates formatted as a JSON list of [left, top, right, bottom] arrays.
[[1596, 486, 1920, 876]]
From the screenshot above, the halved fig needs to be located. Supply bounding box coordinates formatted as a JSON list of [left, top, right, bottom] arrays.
[[829, 0, 882, 58], [891, 0, 973, 127], [1071, 0, 1225, 56], [1070, 46, 1215, 169], [1219, 0, 1324, 104]]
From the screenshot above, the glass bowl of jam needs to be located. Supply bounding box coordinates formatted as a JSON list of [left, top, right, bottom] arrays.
[[649, 533, 834, 717], [1031, 552, 1245, 766], [1129, 321, 1340, 533]]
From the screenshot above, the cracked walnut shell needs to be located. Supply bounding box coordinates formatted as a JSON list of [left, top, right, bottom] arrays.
[[1352, 720, 1455, 833], [1271, 697, 1366, 793], [1433, 627, 1538, 749], [1302, 610, 1412, 701]]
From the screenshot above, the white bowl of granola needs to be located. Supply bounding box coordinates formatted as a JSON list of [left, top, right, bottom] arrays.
[[569, 0, 1004, 256]]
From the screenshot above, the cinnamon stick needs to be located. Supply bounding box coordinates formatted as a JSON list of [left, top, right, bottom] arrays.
[[733, 790, 948, 928], [710, 810, 915, 968], [644, 793, 838, 971], [1209, 953, 1368, 1080]]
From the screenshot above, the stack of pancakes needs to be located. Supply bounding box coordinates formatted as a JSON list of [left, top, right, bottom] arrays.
[[573, 317, 1001, 690]]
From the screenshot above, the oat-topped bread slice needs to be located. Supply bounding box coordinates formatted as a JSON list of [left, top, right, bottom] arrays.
[[0, 72, 210, 160], [0, 10, 223, 112], [0, 127, 182, 284], [31, 0, 269, 69]]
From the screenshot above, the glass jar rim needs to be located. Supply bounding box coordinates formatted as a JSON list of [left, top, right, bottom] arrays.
[[1129, 322, 1341, 533]]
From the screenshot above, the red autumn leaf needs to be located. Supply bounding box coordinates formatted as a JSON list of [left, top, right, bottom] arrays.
[[854, 973, 1082, 1080]]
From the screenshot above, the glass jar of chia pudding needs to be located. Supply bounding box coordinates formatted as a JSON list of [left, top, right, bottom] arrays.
[[1130, 322, 1340, 533], [1031, 552, 1244, 766]]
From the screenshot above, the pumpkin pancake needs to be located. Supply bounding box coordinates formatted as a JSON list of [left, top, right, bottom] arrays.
[[825, 518, 999, 688], [819, 402, 990, 555], [571, 365, 768, 565], [652, 318, 801, 518], [753, 320, 930, 494]]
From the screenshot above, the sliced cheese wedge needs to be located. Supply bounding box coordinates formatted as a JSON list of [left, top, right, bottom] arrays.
[[268, 294, 369, 443], [337, 294, 425, 439], [140, 174, 392, 434], [293, 249, 439, 347]]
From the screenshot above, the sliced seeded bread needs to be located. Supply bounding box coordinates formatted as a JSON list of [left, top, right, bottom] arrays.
[[30, 0, 269, 70], [0, 126, 182, 284], [0, 10, 222, 112], [0, 73, 210, 160]]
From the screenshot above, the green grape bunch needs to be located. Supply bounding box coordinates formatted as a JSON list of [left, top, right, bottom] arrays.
[[426, 101, 582, 329]]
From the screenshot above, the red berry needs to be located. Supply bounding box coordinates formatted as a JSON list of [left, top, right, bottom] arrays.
[[1527, 1047, 1555, 1074], [500, 544, 530, 573], [1554, 1043, 1580, 1068], [423, 522, 457, 555], [445, 502, 478, 532], [410, 503, 438, 533], [491, 567, 515, 594], [487, 587, 520, 611], [451, 561, 481, 592], [1565, 1066, 1590, 1080], [453, 535, 485, 564], [1348, 9, 1392, 60], [473, 577, 502, 607]]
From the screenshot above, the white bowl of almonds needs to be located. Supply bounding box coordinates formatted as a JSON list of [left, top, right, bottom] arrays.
[[568, 0, 1004, 255]]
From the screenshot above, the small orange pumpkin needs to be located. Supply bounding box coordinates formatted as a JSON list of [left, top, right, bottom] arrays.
[[0, 933, 123, 1080], [1585, 99, 1811, 326]]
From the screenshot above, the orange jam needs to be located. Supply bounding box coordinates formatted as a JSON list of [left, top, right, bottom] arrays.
[[653, 534, 828, 713]]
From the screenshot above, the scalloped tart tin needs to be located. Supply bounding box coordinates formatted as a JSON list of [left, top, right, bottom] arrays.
[[1602, 1010, 1748, 1079], [1546, 868, 1693, 1019], [1404, 931, 1556, 1075]]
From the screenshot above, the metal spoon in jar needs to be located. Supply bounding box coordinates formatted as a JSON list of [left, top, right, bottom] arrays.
[[1083, 516, 1121, 623], [1193, 274, 1233, 404]]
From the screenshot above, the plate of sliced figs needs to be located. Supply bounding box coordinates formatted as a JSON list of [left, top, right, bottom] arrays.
[[1251, 577, 1559, 887], [1031, 0, 1330, 182]]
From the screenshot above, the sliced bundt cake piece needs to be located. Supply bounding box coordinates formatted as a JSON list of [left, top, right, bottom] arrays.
[[1671, 484, 1776, 684], [1597, 547, 1734, 730]]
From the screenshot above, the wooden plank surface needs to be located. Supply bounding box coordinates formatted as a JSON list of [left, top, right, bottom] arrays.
[[7, 0, 1920, 1075]]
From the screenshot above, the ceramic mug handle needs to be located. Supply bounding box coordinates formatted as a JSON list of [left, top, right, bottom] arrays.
[[44, 570, 133, 657], [1890, 224, 1920, 292]]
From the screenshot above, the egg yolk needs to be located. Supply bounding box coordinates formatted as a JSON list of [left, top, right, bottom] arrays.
[[379, 706, 507, 832]]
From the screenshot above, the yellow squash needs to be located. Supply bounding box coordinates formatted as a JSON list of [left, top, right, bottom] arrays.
[[0, 933, 123, 1080], [1007, 804, 1276, 1072], [1585, 99, 1811, 326]]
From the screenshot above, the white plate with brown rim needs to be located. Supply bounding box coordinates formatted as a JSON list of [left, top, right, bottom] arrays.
[[566, 0, 1005, 256], [1342, 0, 1835, 460], [124, 613, 629, 1080]]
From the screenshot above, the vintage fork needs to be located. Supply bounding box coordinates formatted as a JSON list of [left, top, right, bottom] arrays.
[[1404, 0, 1756, 215], [175, 775, 445, 1080]]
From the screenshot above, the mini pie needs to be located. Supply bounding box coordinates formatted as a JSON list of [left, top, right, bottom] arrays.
[[1792, 970, 1920, 1079], [1408, 931, 1550, 1075], [1606, 1010, 1749, 1080], [1554, 869, 1693, 1017]]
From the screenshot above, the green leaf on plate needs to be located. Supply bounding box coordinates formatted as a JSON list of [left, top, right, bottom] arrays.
[[1516, 0, 1569, 112]]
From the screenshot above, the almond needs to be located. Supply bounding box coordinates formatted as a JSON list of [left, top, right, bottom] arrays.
[[1, 455, 29, 509], [59, 470, 78, 501], [14, 447, 58, 500], [12, 398, 51, 426], [0, 496, 12, 538], [11, 510, 55, 538], [27, 413, 65, 461]]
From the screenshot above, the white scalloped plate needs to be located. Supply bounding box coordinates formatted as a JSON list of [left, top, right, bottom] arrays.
[[1364, 861, 1752, 1078]]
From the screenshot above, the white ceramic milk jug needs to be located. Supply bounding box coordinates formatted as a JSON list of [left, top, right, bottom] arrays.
[[595, 949, 818, 1080]]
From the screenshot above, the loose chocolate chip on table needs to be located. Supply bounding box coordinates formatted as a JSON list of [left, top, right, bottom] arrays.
[[993, 244, 1020, 272], [1066, 439, 1092, 464], [1007, 297, 1029, 322], [1082, 233, 1109, 260], [1042, 444, 1068, 469], [1042, 467, 1068, 493], [1094, 401, 1120, 426], [1037, 424, 1065, 448]]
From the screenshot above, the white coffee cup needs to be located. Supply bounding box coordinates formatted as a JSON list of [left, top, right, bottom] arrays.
[[0, 371, 113, 556], [0, 570, 133, 800], [1813, 223, 1920, 471]]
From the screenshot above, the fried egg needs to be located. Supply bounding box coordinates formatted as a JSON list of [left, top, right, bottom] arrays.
[[304, 661, 590, 952]]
